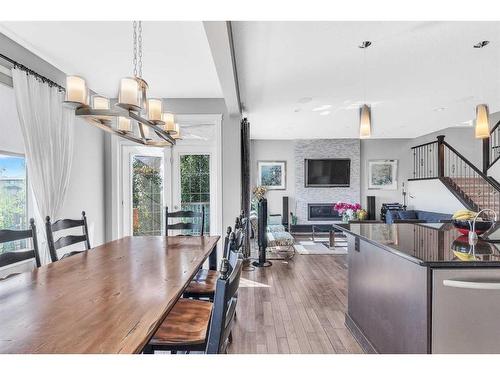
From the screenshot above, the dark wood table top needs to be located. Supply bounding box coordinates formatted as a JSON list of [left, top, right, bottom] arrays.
[[0, 235, 219, 354]]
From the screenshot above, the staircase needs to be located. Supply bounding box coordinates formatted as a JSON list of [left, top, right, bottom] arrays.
[[410, 135, 500, 216]]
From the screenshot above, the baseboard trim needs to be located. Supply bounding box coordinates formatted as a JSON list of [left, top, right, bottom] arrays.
[[344, 313, 378, 354]]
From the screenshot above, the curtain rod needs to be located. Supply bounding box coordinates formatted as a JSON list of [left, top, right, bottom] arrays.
[[0, 53, 65, 91]]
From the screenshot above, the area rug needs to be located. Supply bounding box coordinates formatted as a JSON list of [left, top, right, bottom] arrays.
[[294, 240, 348, 255]]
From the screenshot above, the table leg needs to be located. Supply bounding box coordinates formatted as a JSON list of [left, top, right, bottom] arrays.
[[329, 230, 335, 249], [208, 246, 217, 270]]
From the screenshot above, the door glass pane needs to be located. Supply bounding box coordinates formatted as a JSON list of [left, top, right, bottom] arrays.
[[0, 154, 27, 253], [132, 155, 163, 236], [180, 155, 210, 234]]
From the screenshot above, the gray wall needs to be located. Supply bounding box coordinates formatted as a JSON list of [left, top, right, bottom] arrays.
[[0, 33, 106, 248], [360, 139, 412, 219], [250, 140, 295, 215]]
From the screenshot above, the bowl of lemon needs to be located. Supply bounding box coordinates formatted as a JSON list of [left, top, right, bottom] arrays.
[[452, 209, 493, 235]]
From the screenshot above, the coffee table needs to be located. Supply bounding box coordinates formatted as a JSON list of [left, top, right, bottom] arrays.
[[312, 224, 347, 248]]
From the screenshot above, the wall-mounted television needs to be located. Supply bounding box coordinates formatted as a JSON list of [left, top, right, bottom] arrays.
[[305, 158, 350, 187]]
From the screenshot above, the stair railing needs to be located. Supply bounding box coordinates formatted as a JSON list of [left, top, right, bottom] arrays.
[[410, 140, 439, 180], [411, 135, 500, 215]]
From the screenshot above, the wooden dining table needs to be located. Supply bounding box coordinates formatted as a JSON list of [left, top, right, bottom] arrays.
[[0, 235, 219, 354]]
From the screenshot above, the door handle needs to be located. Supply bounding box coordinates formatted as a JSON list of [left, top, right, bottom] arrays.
[[443, 279, 500, 290]]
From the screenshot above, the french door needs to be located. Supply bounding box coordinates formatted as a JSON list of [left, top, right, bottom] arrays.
[[122, 146, 165, 236], [171, 147, 217, 236]]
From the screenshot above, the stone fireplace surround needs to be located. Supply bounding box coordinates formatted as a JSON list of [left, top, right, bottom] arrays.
[[294, 139, 360, 224]]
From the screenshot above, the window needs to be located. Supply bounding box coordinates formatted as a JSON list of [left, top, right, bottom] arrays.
[[132, 155, 163, 236], [180, 154, 210, 234], [0, 152, 27, 253]]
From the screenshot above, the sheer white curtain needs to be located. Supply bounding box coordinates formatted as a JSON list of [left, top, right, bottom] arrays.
[[12, 67, 75, 264]]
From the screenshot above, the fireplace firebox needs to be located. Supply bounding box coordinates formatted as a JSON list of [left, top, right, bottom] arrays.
[[307, 203, 341, 221]]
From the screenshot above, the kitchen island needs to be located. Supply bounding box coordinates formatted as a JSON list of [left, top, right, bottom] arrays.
[[334, 222, 500, 354]]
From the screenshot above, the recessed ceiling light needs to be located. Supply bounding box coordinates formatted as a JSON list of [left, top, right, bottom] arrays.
[[313, 105, 332, 112], [298, 97, 313, 104], [319, 111, 331, 116]]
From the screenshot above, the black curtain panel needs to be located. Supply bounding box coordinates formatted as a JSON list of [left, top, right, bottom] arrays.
[[240, 118, 251, 259]]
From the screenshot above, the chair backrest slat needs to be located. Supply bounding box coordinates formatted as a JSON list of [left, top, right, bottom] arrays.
[[205, 258, 243, 354], [166, 222, 196, 231], [51, 218, 85, 232], [0, 218, 41, 269], [167, 211, 202, 218], [0, 250, 37, 268], [45, 211, 91, 262], [165, 206, 205, 236], [0, 229, 32, 244]]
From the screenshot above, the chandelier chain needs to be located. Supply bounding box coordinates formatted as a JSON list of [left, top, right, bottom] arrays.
[[133, 21, 138, 77], [138, 21, 143, 78]]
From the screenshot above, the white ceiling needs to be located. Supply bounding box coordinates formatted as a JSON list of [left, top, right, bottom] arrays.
[[0, 21, 223, 99], [232, 21, 500, 139]]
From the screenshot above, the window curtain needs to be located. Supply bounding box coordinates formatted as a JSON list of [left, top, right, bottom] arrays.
[[12, 67, 75, 264]]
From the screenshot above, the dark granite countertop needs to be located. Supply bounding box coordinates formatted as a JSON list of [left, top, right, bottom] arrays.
[[333, 222, 500, 268]]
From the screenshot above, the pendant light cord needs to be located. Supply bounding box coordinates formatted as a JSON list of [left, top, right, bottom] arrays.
[[363, 46, 367, 103]]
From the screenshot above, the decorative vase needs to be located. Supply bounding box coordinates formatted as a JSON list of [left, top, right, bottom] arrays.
[[342, 210, 357, 222]]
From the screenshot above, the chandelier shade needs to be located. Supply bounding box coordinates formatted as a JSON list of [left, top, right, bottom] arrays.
[[118, 116, 131, 132], [118, 77, 141, 110], [475, 104, 490, 139], [147, 99, 163, 123], [66, 76, 87, 105], [359, 104, 371, 138], [172, 123, 181, 139], [162, 112, 176, 133], [92, 95, 110, 110]]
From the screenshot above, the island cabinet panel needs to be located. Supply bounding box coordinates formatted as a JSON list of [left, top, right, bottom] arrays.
[[432, 268, 500, 354], [346, 234, 429, 353]]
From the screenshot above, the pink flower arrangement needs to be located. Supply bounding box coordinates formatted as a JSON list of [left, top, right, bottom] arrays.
[[334, 201, 361, 214]]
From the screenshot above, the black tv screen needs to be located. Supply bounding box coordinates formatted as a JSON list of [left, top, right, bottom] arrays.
[[305, 159, 350, 187]]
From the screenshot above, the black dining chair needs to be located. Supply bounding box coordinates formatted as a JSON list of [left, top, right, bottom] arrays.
[[0, 218, 41, 280], [45, 211, 91, 262], [183, 224, 244, 300], [165, 206, 205, 236], [144, 252, 243, 354]]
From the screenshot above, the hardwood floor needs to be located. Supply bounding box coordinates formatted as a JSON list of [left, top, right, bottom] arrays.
[[228, 252, 363, 354]]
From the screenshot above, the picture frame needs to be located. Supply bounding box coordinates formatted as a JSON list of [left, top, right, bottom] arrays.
[[368, 159, 398, 190], [257, 161, 286, 190]]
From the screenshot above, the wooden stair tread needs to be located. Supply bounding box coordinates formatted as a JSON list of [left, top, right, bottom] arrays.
[[149, 298, 213, 346], [184, 269, 218, 295]]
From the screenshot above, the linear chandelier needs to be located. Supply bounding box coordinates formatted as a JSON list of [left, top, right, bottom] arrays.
[[64, 21, 179, 147]]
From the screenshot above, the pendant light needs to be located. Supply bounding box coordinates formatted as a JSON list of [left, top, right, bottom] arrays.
[[474, 40, 490, 139], [359, 41, 372, 138], [359, 104, 371, 138]]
